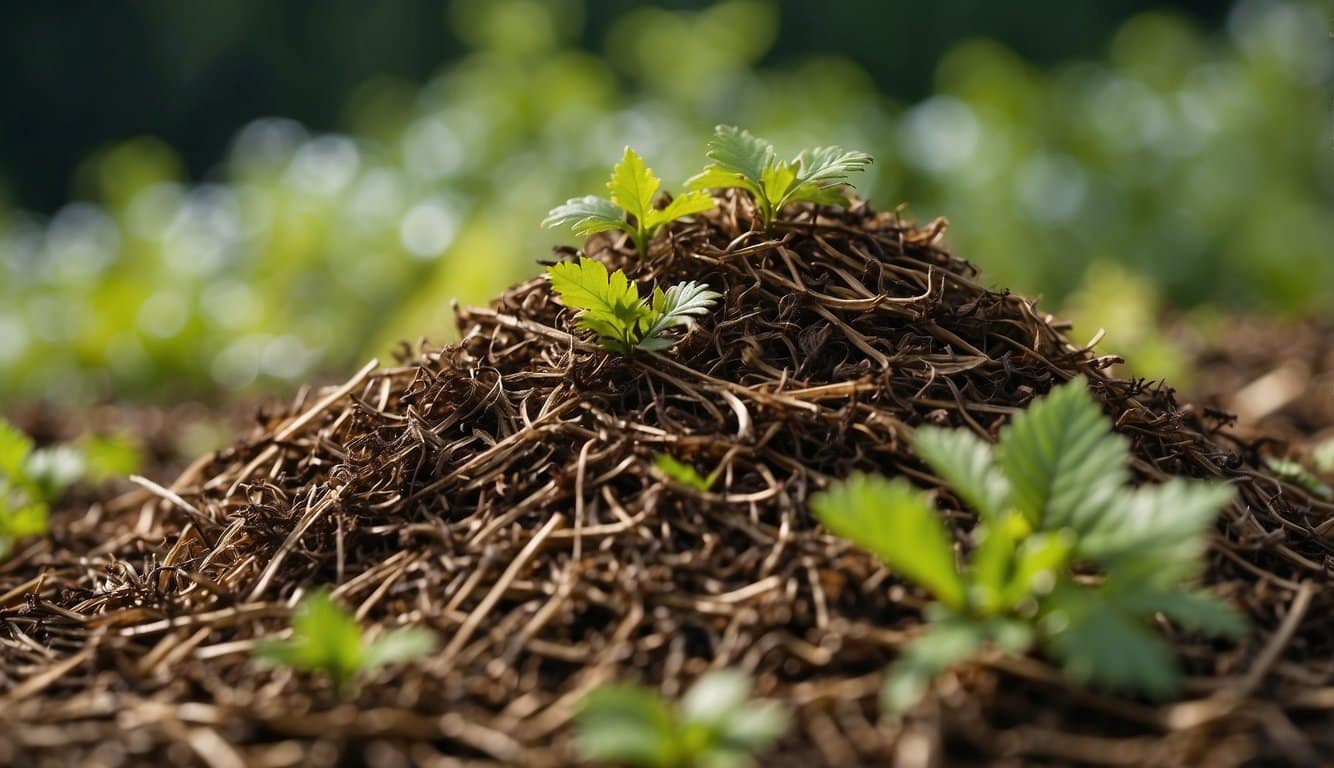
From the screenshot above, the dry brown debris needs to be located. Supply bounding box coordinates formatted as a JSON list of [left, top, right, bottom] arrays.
[[2, 194, 1331, 767]]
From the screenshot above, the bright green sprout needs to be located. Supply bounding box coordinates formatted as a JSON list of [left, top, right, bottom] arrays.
[[810, 377, 1246, 712], [654, 454, 713, 492], [575, 669, 790, 768], [1265, 456, 1331, 499], [0, 419, 125, 561], [255, 589, 438, 696], [547, 257, 720, 356], [544, 146, 715, 258], [687, 125, 872, 229]]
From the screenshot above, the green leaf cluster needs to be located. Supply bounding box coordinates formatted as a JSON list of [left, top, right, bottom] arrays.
[[544, 147, 715, 258], [687, 125, 872, 228], [810, 377, 1245, 711], [256, 590, 438, 695], [575, 670, 789, 768], [547, 257, 720, 355], [654, 454, 714, 492], [0, 419, 91, 561]]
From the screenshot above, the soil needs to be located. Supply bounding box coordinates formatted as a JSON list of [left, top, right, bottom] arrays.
[[1, 194, 1330, 767]]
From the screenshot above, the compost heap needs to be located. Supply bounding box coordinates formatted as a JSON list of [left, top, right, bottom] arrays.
[[2, 193, 1331, 767]]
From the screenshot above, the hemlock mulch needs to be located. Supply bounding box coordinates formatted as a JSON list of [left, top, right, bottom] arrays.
[[2, 193, 1331, 767]]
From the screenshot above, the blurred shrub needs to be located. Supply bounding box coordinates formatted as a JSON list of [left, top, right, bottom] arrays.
[[1, 0, 1329, 403]]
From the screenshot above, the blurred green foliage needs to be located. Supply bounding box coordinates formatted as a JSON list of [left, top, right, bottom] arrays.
[[1, 0, 1329, 403]]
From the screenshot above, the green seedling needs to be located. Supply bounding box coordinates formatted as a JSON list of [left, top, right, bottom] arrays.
[[687, 125, 871, 229], [256, 589, 437, 695], [544, 147, 715, 258], [811, 377, 1245, 712], [547, 257, 720, 355], [1265, 456, 1332, 499], [575, 669, 790, 768], [0, 419, 110, 561], [653, 454, 713, 492]]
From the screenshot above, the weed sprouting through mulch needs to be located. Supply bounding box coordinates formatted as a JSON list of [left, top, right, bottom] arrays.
[[2, 194, 1331, 767]]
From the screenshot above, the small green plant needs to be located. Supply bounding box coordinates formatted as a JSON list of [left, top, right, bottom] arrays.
[[575, 669, 789, 768], [256, 589, 437, 695], [653, 454, 713, 492], [1265, 456, 1332, 499], [0, 419, 106, 561], [547, 257, 720, 355], [810, 377, 1245, 712], [544, 147, 716, 258], [687, 125, 872, 229]]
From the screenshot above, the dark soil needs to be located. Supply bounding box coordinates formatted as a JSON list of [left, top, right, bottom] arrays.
[[2, 194, 1330, 767]]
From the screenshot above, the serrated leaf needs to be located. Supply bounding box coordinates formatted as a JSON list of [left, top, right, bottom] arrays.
[[759, 162, 797, 207], [996, 376, 1129, 532], [793, 145, 873, 189], [811, 473, 966, 611], [607, 146, 659, 226], [782, 183, 849, 208], [548, 257, 643, 318], [642, 281, 722, 342], [1042, 586, 1179, 699], [914, 426, 1010, 524], [646, 190, 715, 231], [1078, 478, 1232, 585], [697, 125, 773, 192], [542, 195, 627, 237]]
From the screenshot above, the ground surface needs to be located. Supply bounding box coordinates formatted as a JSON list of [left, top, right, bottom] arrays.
[[1, 197, 1331, 767]]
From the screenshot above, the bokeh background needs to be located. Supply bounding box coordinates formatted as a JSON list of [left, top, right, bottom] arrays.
[[1, 0, 1330, 406]]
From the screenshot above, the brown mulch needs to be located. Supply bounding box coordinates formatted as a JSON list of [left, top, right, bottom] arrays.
[[1, 193, 1331, 767]]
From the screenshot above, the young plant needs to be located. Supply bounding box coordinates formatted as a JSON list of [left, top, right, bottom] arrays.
[[547, 257, 720, 355], [653, 454, 714, 492], [0, 419, 94, 561], [544, 147, 716, 258], [256, 589, 437, 695], [575, 669, 789, 768], [810, 377, 1246, 712], [687, 125, 872, 228]]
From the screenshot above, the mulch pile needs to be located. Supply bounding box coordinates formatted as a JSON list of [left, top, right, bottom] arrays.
[[2, 194, 1331, 767]]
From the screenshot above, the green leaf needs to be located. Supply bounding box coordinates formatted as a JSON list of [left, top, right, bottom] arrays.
[[363, 627, 438, 670], [79, 433, 143, 483], [914, 426, 1010, 524], [882, 612, 1032, 712], [694, 125, 773, 193], [996, 376, 1129, 532], [681, 670, 753, 727], [0, 420, 34, 481], [1042, 586, 1179, 699], [1265, 457, 1332, 499], [719, 702, 789, 753], [548, 257, 646, 325], [1078, 479, 1232, 586], [655, 454, 711, 491], [646, 190, 716, 231], [1116, 588, 1247, 638], [542, 195, 627, 237], [811, 473, 966, 611], [576, 684, 677, 768], [792, 145, 873, 189], [607, 146, 659, 226], [642, 281, 722, 343], [256, 590, 366, 693]]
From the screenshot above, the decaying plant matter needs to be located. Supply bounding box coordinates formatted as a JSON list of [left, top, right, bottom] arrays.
[[1, 192, 1331, 767]]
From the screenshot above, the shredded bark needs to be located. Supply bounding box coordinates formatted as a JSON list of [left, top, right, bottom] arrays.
[[2, 194, 1330, 767]]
